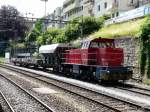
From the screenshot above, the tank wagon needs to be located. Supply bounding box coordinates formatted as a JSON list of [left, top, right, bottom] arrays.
[[12, 38, 132, 81]]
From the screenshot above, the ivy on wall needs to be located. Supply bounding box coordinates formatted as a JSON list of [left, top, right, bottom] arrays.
[[139, 15, 150, 78]]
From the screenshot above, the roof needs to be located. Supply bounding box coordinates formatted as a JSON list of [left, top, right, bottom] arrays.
[[92, 38, 114, 42], [39, 43, 70, 54], [82, 37, 114, 43]]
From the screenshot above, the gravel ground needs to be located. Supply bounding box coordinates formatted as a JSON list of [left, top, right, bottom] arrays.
[[0, 75, 50, 112], [0, 67, 115, 112], [0, 93, 12, 112], [0, 103, 4, 112]]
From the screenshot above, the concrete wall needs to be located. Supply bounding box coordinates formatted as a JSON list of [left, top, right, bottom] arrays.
[[115, 37, 140, 78]]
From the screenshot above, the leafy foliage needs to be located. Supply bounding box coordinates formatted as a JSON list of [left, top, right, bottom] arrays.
[[36, 28, 63, 45], [25, 29, 40, 42], [139, 15, 150, 78], [25, 19, 43, 42]]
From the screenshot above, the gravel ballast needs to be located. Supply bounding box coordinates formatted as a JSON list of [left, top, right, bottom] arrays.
[[0, 67, 116, 112], [0, 93, 12, 112], [0, 75, 50, 112]]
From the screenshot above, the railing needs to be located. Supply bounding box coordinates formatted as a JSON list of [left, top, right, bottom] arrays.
[[105, 6, 150, 25]]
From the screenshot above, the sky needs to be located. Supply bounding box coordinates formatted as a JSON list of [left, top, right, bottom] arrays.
[[0, 0, 65, 18]]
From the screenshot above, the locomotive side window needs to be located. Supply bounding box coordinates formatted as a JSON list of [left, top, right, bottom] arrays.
[[81, 41, 90, 49], [90, 42, 115, 48], [90, 42, 99, 48]]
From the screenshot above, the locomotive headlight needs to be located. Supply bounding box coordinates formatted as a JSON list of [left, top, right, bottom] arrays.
[[127, 67, 132, 71], [107, 71, 110, 74]]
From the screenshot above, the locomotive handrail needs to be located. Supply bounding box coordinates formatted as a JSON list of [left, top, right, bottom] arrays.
[[62, 52, 123, 55], [61, 57, 123, 62], [61, 58, 97, 61], [101, 58, 123, 61]]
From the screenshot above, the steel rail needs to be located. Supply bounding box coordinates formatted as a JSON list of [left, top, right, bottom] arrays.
[[1, 64, 150, 111], [0, 90, 15, 112], [0, 73, 55, 112], [115, 86, 150, 97]]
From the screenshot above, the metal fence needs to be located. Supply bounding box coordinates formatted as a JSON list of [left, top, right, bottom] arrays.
[[105, 6, 150, 25]]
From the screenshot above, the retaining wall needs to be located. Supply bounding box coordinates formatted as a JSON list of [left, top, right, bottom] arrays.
[[115, 37, 140, 78]]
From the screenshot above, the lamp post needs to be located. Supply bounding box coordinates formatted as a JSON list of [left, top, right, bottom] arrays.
[[40, 0, 48, 16], [80, 15, 83, 39]]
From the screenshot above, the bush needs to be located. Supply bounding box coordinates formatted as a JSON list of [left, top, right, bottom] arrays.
[[62, 16, 104, 42]]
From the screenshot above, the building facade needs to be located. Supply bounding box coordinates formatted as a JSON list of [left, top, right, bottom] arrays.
[[93, 0, 140, 18], [45, 0, 150, 29], [94, 0, 150, 18], [46, 7, 65, 29], [63, 0, 83, 21], [83, 0, 95, 16]]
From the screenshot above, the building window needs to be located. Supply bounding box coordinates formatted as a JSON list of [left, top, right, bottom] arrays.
[[116, 12, 119, 16], [130, 0, 134, 4], [97, 5, 100, 11], [82, 6, 83, 10], [112, 13, 115, 18], [104, 2, 107, 9]]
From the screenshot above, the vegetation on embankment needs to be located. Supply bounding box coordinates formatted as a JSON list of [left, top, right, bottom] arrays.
[[88, 18, 146, 39], [0, 57, 5, 64], [144, 79, 150, 86]]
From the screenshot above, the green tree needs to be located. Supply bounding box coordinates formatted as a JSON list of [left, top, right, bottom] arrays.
[[36, 28, 63, 45], [25, 29, 40, 42], [63, 16, 104, 42], [25, 19, 43, 42]]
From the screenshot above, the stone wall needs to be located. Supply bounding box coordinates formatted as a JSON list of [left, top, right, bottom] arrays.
[[115, 37, 140, 78]]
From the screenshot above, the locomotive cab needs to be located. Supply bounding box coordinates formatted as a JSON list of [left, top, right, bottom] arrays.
[[81, 37, 115, 49], [80, 38, 124, 67]]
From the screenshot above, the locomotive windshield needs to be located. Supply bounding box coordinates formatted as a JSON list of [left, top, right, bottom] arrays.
[[90, 42, 115, 48]]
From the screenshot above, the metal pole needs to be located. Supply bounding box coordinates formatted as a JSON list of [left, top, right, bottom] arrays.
[[41, 0, 48, 16], [45, 0, 46, 16], [81, 15, 83, 39]]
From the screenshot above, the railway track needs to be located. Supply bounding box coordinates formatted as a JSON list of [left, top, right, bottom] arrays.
[[0, 73, 54, 112], [0, 90, 14, 112], [1, 64, 150, 112], [114, 84, 150, 97]]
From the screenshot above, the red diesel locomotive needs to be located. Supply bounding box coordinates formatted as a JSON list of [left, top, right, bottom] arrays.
[[62, 37, 132, 81], [12, 37, 132, 81]]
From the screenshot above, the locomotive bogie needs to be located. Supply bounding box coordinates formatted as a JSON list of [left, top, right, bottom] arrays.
[[95, 66, 132, 81]]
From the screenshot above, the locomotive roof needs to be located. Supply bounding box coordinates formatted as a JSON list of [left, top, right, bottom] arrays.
[[92, 38, 114, 42], [82, 38, 114, 43], [39, 43, 70, 54]]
